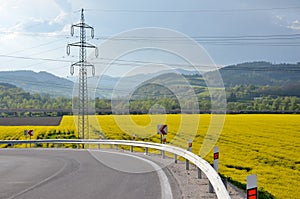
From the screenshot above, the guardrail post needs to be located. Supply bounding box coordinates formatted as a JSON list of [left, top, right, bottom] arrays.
[[198, 167, 202, 179], [186, 140, 192, 170], [130, 145, 133, 152], [145, 147, 149, 155], [77, 143, 80, 149], [247, 174, 258, 199], [162, 150, 165, 159], [209, 182, 214, 193], [185, 159, 189, 170], [162, 135, 166, 159], [34, 143, 37, 148], [174, 154, 177, 163], [116, 144, 118, 150], [209, 146, 219, 193], [98, 144, 100, 150], [222, 178, 227, 189]]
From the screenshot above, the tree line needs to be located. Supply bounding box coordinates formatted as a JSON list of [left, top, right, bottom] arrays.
[[0, 82, 299, 117]]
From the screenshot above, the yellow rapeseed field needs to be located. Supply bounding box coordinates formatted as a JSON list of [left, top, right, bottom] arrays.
[[0, 114, 299, 199], [0, 116, 76, 147]]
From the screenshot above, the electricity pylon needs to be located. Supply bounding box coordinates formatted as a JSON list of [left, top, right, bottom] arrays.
[[66, 8, 98, 147]]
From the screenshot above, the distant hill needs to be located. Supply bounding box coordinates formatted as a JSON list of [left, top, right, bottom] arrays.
[[0, 62, 299, 99], [131, 73, 206, 99], [0, 62, 299, 112], [131, 61, 300, 92], [129, 62, 300, 102], [0, 83, 71, 115], [0, 71, 74, 97], [95, 69, 201, 98], [215, 61, 300, 87]]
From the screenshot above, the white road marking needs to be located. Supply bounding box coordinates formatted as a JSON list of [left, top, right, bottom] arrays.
[[88, 150, 173, 199]]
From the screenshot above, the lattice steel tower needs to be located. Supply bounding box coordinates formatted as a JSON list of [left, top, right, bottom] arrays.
[[66, 9, 98, 146]]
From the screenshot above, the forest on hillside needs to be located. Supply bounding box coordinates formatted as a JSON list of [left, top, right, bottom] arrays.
[[0, 62, 299, 115], [0, 80, 299, 117]]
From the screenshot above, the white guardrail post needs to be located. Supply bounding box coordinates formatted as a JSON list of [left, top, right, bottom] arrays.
[[0, 139, 230, 199], [145, 147, 149, 155]]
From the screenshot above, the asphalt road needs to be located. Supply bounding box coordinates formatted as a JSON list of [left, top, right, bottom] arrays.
[[0, 149, 180, 199]]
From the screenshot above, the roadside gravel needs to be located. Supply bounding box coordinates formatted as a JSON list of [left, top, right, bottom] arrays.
[[139, 152, 246, 199]]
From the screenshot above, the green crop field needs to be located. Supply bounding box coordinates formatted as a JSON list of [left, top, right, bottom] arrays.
[[0, 114, 299, 199]]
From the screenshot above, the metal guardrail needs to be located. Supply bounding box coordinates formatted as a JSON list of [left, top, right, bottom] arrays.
[[0, 139, 230, 199]]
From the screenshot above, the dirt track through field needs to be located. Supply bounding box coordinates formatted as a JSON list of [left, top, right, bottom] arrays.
[[0, 117, 62, 126]]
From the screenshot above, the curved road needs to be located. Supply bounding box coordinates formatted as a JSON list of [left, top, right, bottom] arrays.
[[0, 149, 180, 199]]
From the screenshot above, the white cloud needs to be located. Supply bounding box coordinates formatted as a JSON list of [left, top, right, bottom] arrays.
[[274, 15, 300, 31], [275, 15, 284, 21], [0, 0, 69, 29], [50, 11, 69, 25], [287, 20, 300, 30], [0, 0, 300, 78], [0, 32, 19, 41]]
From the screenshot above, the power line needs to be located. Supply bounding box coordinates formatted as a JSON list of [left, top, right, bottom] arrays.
[[1, 46, 67, 66], [93, 33, 300, 43], [85, 6, 300, 13], [0, 31, 71, 39], [91, 33, 300, 46], [1, 53, 300, 72], [2, 30, 300, 42], [1, 31, 300, 47], [0, 54, 73, 63], [3, 38, 66, 56]]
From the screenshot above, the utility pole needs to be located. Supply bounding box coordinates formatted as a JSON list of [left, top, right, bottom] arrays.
[[66, 8, 98, 148]]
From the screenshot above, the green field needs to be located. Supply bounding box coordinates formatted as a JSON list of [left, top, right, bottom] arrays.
[[0, 114, 299, 199]]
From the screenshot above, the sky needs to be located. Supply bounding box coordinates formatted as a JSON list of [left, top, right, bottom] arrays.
[[0, 0, 300, 78]]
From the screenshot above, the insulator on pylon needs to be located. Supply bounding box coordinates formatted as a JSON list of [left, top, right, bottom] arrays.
[[70, 65, 74, 75], [71, 26, 74, 36], [95, 47, 99, 58], [92, 67, 95, 76], [66, 45, 70, 56], [91, 29, 94, 39]]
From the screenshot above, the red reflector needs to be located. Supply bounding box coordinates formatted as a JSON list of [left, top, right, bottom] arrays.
[[248, 189, 257, 195], [214, 152, 219, 160], [247, 188, 257, 199]]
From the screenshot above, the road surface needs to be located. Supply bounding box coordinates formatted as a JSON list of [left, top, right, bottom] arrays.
[[0, 149, 180, 199]]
